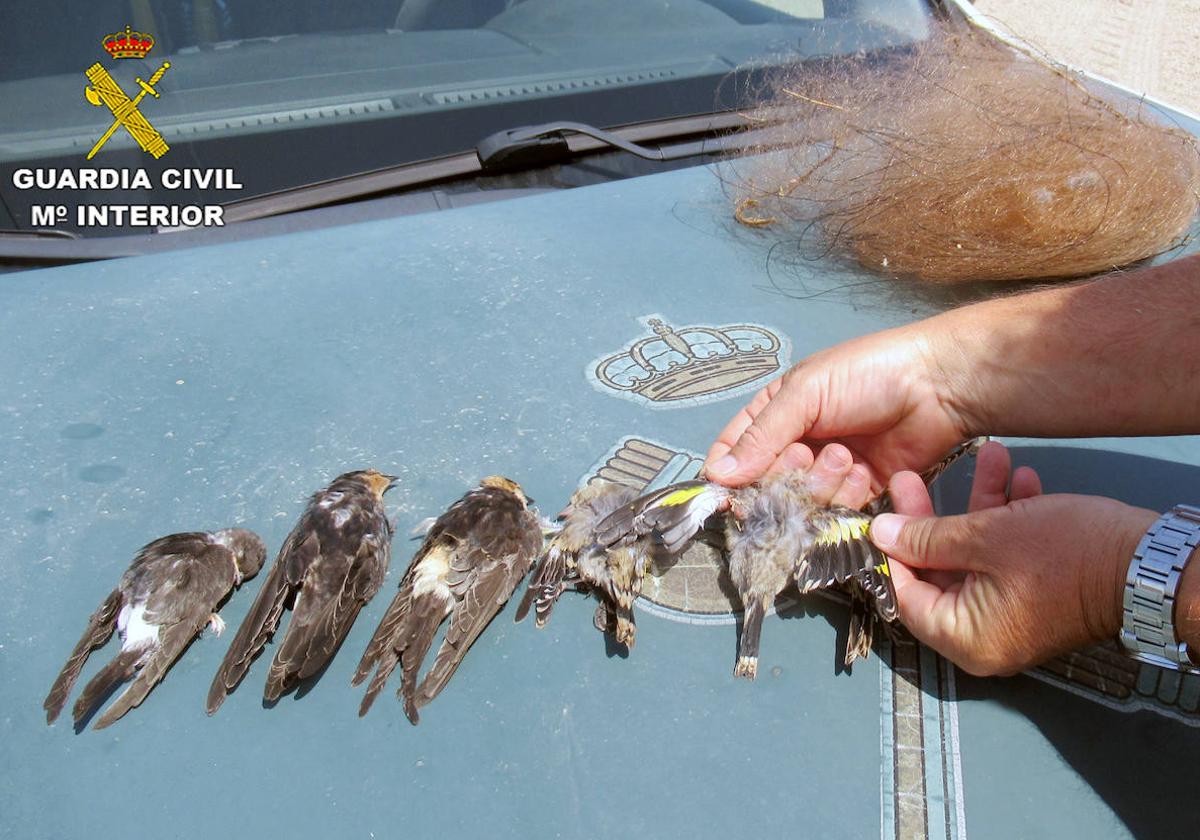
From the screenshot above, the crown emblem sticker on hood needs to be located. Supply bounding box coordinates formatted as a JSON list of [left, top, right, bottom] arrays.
[[589, 315, 789, 408]]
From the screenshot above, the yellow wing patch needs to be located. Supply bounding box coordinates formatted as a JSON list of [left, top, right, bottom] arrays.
[[873, 561, 891, 577], [657, 485, 709, 507], [817, 515, 871, 546]]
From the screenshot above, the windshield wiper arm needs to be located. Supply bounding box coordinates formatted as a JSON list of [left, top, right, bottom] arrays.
[[476, 121, 710, 171], [220, 110, 769, 225]]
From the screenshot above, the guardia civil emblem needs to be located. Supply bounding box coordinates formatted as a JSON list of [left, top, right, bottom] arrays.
[[83, 25, 170, 160]]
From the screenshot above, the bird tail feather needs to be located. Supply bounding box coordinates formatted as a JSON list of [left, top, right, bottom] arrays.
[[735, 600, 766, 679], [357, 653, 399, 717], [398, 600, 449, 725], [72, 642, 149, 726]]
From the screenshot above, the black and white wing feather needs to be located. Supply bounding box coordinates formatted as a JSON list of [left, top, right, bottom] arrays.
[[595, 480, 731, 554]]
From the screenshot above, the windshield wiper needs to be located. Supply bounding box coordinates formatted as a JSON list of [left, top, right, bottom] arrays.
[[475, 120, 719, 171], [0, 110, 784, 265], [221, 109, 778, 224]]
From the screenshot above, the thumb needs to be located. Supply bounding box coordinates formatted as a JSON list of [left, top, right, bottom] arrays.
[[870, 512, 983, 572]]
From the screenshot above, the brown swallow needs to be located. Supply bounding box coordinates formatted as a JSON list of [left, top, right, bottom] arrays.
[[206, 469, 396, 713], [44, 529, 265, 730], [515, 480, 652, 649], [353, 476, 541, 723]]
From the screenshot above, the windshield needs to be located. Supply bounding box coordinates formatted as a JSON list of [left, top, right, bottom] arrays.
[[0, 0, 933, 238]]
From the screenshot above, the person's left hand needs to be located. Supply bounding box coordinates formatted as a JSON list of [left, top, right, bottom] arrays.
[[871, 442, 1158, 676]]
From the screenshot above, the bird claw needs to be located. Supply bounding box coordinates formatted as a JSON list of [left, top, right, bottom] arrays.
[[593, 603, 614, 634], [734, 655, 758, 680], [207, 613, 226, 637]]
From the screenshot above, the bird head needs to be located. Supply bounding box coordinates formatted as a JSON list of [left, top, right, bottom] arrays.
[[341, 469, 400, 499], [213, 528, 267, 583], [480, 475, 531, 507]]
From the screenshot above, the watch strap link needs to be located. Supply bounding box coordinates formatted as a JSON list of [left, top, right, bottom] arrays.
[[1120, 503, 1200, 671]]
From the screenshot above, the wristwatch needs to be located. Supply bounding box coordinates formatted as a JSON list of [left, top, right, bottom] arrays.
[[1119, 504, 1200, 673]]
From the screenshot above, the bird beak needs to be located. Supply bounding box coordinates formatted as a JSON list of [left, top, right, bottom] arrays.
[[525, 495, 535, 506], [555, 504, 572, 520], [385, 474, 400, 489]]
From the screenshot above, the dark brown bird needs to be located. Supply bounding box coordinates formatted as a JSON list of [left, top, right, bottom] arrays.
[[353, 476, 541, 723], [206, 469, 396, 713], [515, 481, 652, 649], [44, 528, 265, 730]]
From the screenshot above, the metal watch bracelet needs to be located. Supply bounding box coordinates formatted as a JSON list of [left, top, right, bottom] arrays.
[[1119, 503, 1200, 674]]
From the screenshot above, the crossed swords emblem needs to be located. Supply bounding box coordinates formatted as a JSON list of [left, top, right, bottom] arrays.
[[83, 61, 171, 160]]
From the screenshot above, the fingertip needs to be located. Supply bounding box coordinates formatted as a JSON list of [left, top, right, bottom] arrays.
[[975, 439, 1009, 463], [703, 453, 745, 485], [887, 471, 935, 516], [818, 442, 853, 469], [805, 443, 855, 503], [1010, 465, 1043, 500], [702, 442, 731, 476], [968, 441, 1012, 512], [869, 512, 905, 551], [831, 463, 872, 509], [763, 442, 816, 479], [711, 433, 781, 487]]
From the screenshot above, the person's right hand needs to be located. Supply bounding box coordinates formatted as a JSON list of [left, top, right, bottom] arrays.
[[704, 324, 972, 493], [877, 441, 1157, 676]]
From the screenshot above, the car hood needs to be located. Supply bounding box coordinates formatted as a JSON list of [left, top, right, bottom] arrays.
[[3, 161, 1199, 838]]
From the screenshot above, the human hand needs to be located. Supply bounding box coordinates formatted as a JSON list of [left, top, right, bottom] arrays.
[[703, 324, 973, 493], [873, 442, 1158, 676]]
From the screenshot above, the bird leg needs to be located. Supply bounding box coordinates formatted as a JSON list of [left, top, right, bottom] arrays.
[[593, 601, 616, 634]]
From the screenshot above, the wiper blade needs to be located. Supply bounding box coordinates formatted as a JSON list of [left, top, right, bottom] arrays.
[[0, 109, 783, 264], [476, 121, 712, 171], [223, 109, 771, 224]]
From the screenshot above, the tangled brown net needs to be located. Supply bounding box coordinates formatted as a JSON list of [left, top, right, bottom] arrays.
[[731, 21, 1200, 284]]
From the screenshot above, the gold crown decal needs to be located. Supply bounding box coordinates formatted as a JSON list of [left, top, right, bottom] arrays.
[[103, 24, 154, 59], [593, 317, 783, 404]]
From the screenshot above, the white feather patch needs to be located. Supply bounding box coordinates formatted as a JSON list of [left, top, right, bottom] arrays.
[[118, 603, 160, 650], [412, 546, 452, 599], [331, 507, 352, 528]]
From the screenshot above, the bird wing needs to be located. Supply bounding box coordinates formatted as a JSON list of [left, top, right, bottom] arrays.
[[44, 589, 122, 724], [351, 564, 415, 688], [355, 521, 458, 719], [867, 437, 987, 515], [351, 580, 414, 716], [514, 542, 572, 626], [849, 559, 899, 622], [795, 508, 879, 590], [142, 541, 234, 626], [595, 480, 731, 554], [265, 526, 390, 698], [92, 573, 219, 731], [206, 525, 314, 714], [416, 513, 541, 706], [796, 508, 899, 621]]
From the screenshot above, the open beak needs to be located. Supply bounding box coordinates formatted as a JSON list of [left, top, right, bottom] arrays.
[[384, 474, 400, 490]]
